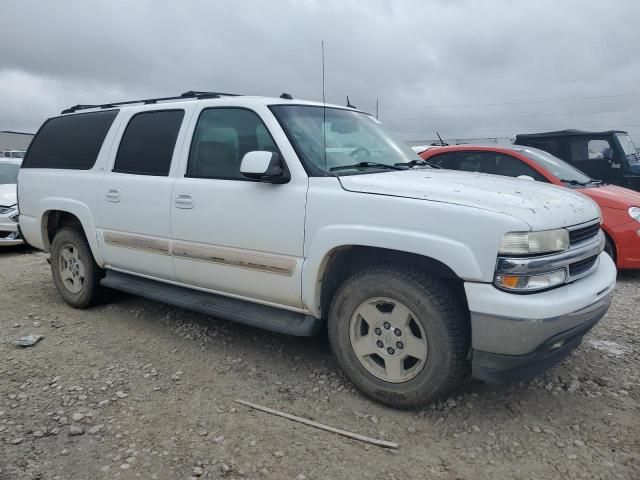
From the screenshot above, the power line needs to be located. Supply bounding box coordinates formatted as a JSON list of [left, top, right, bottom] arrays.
[[383, 107, 640, 123], [381, 92, 640, 110], [391, 123, 640, 135]]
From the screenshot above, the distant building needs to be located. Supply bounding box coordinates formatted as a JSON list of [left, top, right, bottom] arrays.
[[0, 130, 34, 151]]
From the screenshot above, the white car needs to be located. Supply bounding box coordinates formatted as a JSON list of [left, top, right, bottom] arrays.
[[0, 159, 22, 246], [18, 91, 616, 408]]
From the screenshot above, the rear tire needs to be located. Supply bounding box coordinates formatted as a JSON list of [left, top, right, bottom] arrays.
[[328, 265, 469, 409], [50, 227, 105, 308]]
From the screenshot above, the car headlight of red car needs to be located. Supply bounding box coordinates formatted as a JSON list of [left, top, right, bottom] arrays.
[[629, 207, 640, 222]]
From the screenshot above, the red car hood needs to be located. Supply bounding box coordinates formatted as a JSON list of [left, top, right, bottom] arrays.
[[579, 184, 640, 210]]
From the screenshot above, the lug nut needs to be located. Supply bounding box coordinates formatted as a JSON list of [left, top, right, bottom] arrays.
[[396, 341, 404, 349], [387, 347, 395, 355], [383, 322, 391, 330], [376, 340, 383, 348], [374, 328, 382, 335], [394, 328, 401, 336]]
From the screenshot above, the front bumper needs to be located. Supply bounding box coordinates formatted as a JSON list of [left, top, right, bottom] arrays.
[[465, 252, 616, 383], [0, 217, 22, 246], [609, 219, 640, 269]]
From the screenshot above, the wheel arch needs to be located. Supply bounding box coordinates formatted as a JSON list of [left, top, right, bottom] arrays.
[[307, 244, 471, 320], [40, 199, 104, 266]]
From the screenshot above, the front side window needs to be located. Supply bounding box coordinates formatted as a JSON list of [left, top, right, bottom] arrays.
[[587, 139, 612, 160], [569, 138, 613, 163], [0, 163, 20, 184], [270, 105, 422, 175], [186, 108, 278, 180], [113, 110, 184, 176]]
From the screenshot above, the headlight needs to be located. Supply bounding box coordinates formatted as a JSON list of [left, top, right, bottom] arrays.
[[629, 207, 640, 221], [499, 229, 569, 255], [0, 205, 16, 215], [495, 269, 567, 292]]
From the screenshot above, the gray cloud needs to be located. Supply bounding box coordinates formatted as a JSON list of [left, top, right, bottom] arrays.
[[1, 0, 639, 143]]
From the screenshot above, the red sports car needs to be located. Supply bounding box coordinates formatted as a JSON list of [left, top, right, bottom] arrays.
[[420, 145, 640, 269]]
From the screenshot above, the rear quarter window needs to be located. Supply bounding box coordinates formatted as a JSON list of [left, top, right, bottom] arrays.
[[22, 110, 119, 169]]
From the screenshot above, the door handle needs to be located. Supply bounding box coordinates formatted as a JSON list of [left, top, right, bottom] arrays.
[[174, 193, 194, 209], [105, 189, 121, 203]]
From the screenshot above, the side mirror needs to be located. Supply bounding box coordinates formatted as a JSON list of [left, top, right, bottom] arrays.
[[517, 175, 536, 181], [240, 151, 290, 184]]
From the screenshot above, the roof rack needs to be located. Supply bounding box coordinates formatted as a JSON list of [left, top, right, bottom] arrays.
[[60, 90, 242, 114]]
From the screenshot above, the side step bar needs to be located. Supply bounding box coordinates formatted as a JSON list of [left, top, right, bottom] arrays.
[[100, 271, 323, 336]]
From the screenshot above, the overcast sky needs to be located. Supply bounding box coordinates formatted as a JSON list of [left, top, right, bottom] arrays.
[[1, 0, 639, 143]]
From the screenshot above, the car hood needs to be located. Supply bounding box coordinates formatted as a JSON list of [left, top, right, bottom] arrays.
[[0, 183, 17, 207], [578, 183, 640, 210], [338, 169, 600, 230]]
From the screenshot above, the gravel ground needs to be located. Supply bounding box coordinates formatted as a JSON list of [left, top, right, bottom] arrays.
[[1, 246, 638, 480]]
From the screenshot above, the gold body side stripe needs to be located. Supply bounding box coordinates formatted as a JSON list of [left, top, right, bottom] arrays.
[[102, 230, 295, 276], [172, 241, 296, 276], [103, 231, 171, 255]]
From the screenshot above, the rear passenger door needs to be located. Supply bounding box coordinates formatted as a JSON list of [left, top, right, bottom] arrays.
[[97, 108, 191, 280]]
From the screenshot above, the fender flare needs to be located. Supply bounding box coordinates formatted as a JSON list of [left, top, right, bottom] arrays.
[[302, 224, 484, 317], [39, 198, 105, 266]]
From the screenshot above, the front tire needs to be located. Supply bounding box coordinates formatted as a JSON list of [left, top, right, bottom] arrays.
[[50, 227, 104, 308], [604, 235, 617, 265], [328, 265, 469, 409]]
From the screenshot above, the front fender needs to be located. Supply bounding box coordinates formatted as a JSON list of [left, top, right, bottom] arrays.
[[301, 224, 484, 317], [38, 197, 105, 266]]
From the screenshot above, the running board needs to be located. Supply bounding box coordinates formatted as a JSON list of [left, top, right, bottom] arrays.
[[100, 271, 322, 336]]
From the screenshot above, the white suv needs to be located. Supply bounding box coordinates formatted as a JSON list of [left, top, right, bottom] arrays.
[[18, 91, 616, 408]]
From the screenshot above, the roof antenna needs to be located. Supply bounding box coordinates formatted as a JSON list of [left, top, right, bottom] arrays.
[[346, 96, 356, 109], [322, 40, 327, 177], [436, 131, 447, 146]]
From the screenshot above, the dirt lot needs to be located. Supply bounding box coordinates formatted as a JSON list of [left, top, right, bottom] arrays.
[[1, 246, 638, 480]]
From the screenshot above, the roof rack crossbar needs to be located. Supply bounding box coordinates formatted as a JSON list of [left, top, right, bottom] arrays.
[[60, 91, 242, 114]]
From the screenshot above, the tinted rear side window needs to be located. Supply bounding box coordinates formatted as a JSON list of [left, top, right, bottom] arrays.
[[22, 110, 118, 169], [113, 110, 184, 176]]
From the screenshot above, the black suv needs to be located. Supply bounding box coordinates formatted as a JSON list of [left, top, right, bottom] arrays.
[[515, 129, 640, 191]]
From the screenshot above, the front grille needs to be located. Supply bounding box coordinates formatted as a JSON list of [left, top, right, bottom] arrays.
[[569, 255, 598, 277], [569, 223, 600, 245]]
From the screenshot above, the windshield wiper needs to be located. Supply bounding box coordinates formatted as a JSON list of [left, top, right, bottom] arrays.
[[588, 178, 605, 185], [394, 159, 436, 168], [329, 161, 404, 172], [560, 179, 587, 186]]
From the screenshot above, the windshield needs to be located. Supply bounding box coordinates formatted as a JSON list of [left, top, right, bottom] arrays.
[[616, 133, 640, 162], [515, 146, 592, 185], [270, 105, 423, 175], [0, 163, 20, 184]]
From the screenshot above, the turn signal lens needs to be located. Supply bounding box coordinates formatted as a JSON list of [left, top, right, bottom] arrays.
[[495, 269, 567, 292]]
